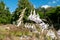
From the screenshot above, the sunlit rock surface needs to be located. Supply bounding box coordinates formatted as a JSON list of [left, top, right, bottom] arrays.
[[15, 9, 60, 40], [28, 10, 49, 29], [46, 29, 56, 39], [25, 23, 35, 29], [17, 8, 26, 27], [57, 30, 60, 39], [24, 23, 39, 33]]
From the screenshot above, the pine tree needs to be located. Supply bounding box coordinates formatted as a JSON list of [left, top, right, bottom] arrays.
[[12, 0, 34, 23], [0, 1, 12, 24]]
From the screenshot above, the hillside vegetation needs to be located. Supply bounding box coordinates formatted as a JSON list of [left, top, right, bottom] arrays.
[[0, 0, 60, 40]]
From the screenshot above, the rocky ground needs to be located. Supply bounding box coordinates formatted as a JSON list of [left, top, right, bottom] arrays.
[[0, 24, 60, 40], [0, 24, 38, 40]]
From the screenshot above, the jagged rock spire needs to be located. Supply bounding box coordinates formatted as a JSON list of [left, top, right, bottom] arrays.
[[28, 9, 49, 29], [17, 8, 27, 27], [33, 10, 36, 15]]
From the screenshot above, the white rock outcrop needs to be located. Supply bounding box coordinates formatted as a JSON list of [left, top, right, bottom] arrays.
[[46, 29, 56, 39], [57, 30, 60, 38], [28, 10, 49, 29], [17, 8, 26, 27]]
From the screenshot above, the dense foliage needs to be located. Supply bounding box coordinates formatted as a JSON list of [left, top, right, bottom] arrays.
[[36, 7, 60, 30], [0, 0, 60, 30], [0, 1, 12, 24], [12, 0, 34, 23]]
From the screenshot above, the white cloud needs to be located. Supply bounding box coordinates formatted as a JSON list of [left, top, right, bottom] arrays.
[[41, 5, 50, 9]]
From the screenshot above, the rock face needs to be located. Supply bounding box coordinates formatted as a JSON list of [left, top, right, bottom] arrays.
[[15, 9, 59, 40], [46, 29, 56, 39], [25, 23, 36, 29], [57, 30, 60, 39], [17, 8, 49, 29], [28, 10, 49, 29], [27, 10, 58, 40], [17, 8, 27, 27]]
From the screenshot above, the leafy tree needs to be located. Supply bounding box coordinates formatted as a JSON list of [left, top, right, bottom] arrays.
[[12, 0, 34, 23], [0, 1, 12, 24], [36, 7, 45, 18], [36, 6, 60, 30], [45, 7, 60, 30], [46, 7, 60, 24]]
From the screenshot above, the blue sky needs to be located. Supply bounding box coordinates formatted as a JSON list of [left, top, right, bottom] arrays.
[[2, 0, 60, 12]]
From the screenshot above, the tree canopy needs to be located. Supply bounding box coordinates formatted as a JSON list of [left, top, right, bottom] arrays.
[[0, 0, 60, 30], [12, 0, 34, 23], [0, 1, 12, 24]]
